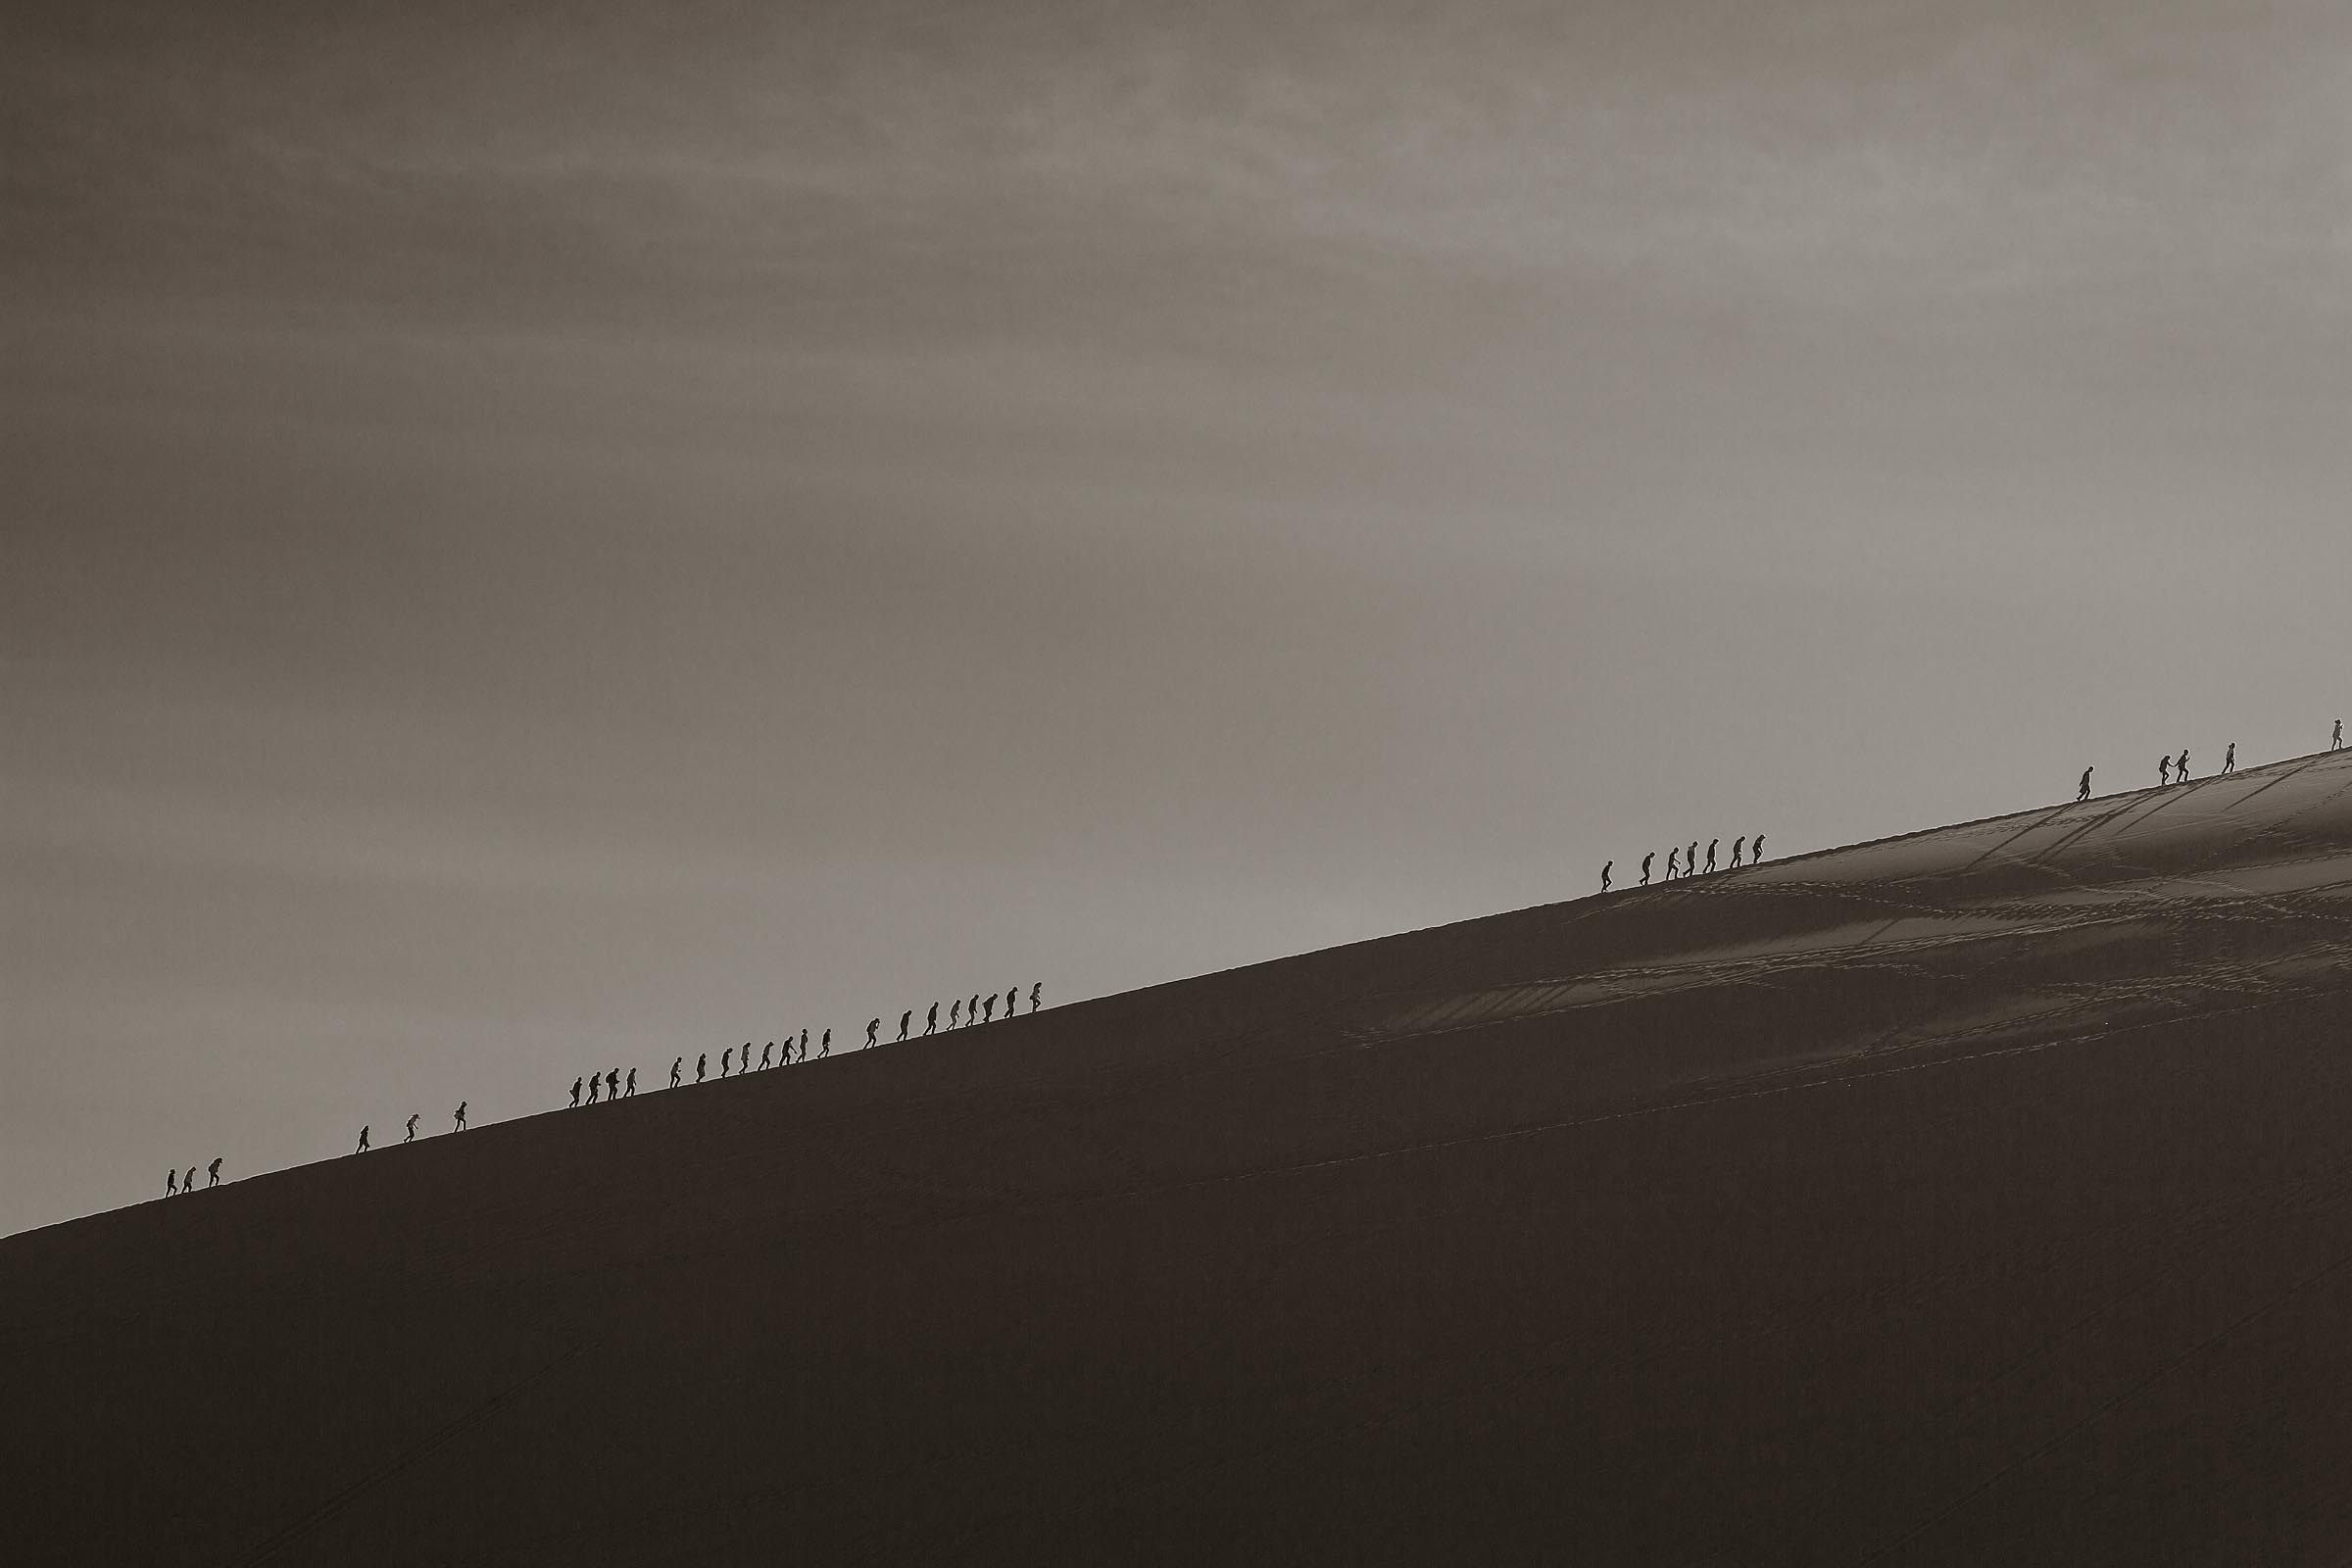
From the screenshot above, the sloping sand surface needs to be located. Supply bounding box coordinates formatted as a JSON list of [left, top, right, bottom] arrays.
[[11, 752, 2352, 1563]]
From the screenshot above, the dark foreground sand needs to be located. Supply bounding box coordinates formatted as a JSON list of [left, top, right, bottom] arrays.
[[11, 752, 2352, 1564]]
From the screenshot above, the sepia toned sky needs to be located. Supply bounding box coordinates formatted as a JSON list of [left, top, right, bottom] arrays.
[[6, 0, 2351, 1236]]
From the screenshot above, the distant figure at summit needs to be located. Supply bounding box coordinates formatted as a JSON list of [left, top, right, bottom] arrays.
[[1666, 847, 1680, 879], [696, 1053, 708, 1084], [799, 1028, 809, 1060], [720, 1048, 732, 1078], [1600, 860, 1612, 892], [356, 1126, 370, 1154], [455, 1101, 467, 1130], [1705, 839, 1718, 874], [1731, 836, 1744, 868], [208, 1157, 221, 1188], [2077, 766, 2094, 801], [760, 1041, 774, 1070], [818, 1029, 830, 1057], [404, 1113, 419, 1144], [926, 1004, 940, 1035], [569, 1077, 583, 1108], [1751, 834, 1765, 862], [1641, 852, 1653, 886], [167, 1169, 177, 1196], [669, 1057, 683, 1089], [1030, 982, 1042, 1012], [899, 1010, 911, 1042], [983, 995, 997, 1024], [186, 1165, 198, 1194], [2223, 742, 2236, 775], [586, 1072, 600, 1105], [2159, 755, 2172, 786], [2336, 718, 2343, 751], [950, 999, 962, 1028], [1005, 987, 1019, 1019], [623, 1068, 635, 1097], [1686, 841, 1697, 878], [607, 1070, 619, 1101], [970, 993, 983, 1025], [2177, 748, 2190, 781]]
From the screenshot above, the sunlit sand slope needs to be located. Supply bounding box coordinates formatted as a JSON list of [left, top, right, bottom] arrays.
[[10, 750, 2352, 1564]]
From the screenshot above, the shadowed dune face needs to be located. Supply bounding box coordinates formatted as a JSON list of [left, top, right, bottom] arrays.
[[10, 752, 2352, 1563]]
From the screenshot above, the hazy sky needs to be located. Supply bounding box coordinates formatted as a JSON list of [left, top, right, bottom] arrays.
[[7, 0, 2350, 1237]]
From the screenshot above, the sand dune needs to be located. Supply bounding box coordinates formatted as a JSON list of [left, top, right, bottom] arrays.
[[11, 751, 2352, 1563]]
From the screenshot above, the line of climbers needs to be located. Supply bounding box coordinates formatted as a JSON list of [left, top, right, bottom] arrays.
[[1599, 835, 1766, 893]]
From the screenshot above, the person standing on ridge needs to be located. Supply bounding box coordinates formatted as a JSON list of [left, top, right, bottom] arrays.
[[186, 1164, 198, 1193], [1666, 847, 1679, 879], [1686, 841, 1697, 878], [899, 1010, 911, 1042], [695, 1053, 708, 1083], [606, 1070, 619, 1102], [1005, 987, 1019, 1019], [799, 1028, 809, 1061], [587, 1072, 601, 1104], [669, 1056, 683, 1089], [2223, 743, 2236, 774], [208, 1157, 221, 1188], [1705, 839, 1718, 874], [2178, 748, 2190, 781], [984, 995, 998, 1023], [1600, 860, 1612, 892], [722, 1047, 734, 1078], [926, 1004, 939, 1035], [1752, 834, 1765, 862], [455, 1101, 467, 1130], [970, 993, 983, 1025], [405, 1113, 419, 1144], [820, 1029, 831, 1057], [2160, 755, 2172, 786], [623, 1068, 636, 1097], [950, 999, 962, 1028], [167, 1169, 177, 1196], [2078, 766, 2094, 801], [1030, 982, 1042, 1012], [1732, 836, 1744, 868], [865, 1019, 879, 1049], [1641, 852, 1653, 886], [355, 1126, 370, 1154], [760, 1041, 774, 1070], [2335, 719, 2343, 751]]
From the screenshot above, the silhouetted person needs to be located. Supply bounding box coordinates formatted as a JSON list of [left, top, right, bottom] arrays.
[[208, 1157, 221, 1188], [2178, 748, 2190, 781], [455, 1101, 467, 1130], [1666, 847, 1679, 879], [696, 1053, 708, 1083], [1732, 836, 1744, 867], [969, 993, 982, 1025], [1030, 982, 1041, 1012], [2078, 765, 2093, 801], [2224, 742, 2236, 774], [950, 999, 962, 1028], [1641, 852, 1653, 886], [405, 1113, 419, 1144], [356, 1126, 370, 1154], [1005, 988, 1018, 1018], [2160, 755, 2172, 786], [861, 1018, 874, 1049], [1686, 840, 1697, 876], [607, 1069, 619, 1101], [1600, 860, 1612, 892], [2336, 719, 2344, 751], [983, 995, 996, 1023], [186, 1165, 198, 1193], [820, 1029, 831, 1057], [1752, 834, 1765, 861], [1705, 839, 1718, 873], [586, 1073, 600, 1105], [926, 1004, 938, 1035], [669, 1057, 683, 1089], [899, 1010, 910, 1042], [167, 1169, 177, 1196], [624, 1069, 636, 1097], [799, 1028, 809, 1060], [720, 1047, 732, 1078], [570, 1077, 583, 1108]]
